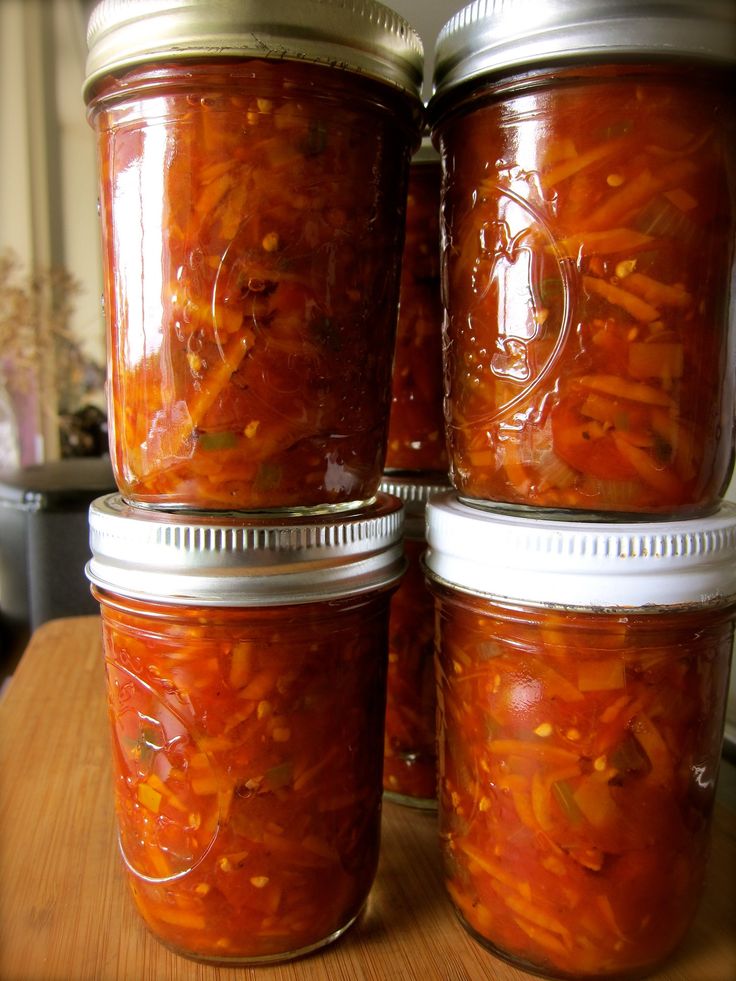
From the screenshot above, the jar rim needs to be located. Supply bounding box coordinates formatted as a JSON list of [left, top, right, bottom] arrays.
[[86, 493, 406, 606], [431, 0, 735, 105], [83, 0, 424, 103], [425, 493, 736, 611]]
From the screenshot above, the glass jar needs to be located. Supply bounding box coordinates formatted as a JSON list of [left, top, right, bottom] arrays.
[[425, 492, 736, 980], [86, 493, 405, 964], [83, 0, 423, 512], [379, 473, 450, 807], [430, 0, 736, 519], [385, 139, 448, 473]]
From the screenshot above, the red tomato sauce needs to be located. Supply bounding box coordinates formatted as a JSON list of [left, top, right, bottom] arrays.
[[95, 588, 391, 962], [435, 66, 736, 516], [90, 60, 417, 510], [431, 582, 733, 978], [385, 160, 448, 472]]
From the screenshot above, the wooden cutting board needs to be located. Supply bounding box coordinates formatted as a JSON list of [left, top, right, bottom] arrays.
[[1, 616, 734, 981]]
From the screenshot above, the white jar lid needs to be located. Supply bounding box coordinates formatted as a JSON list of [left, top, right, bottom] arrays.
[[425, 493, 736, 610], [87, 492, 405, 606]]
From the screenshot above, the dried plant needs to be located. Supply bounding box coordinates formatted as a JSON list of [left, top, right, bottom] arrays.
[[0, 249, 104, 452]]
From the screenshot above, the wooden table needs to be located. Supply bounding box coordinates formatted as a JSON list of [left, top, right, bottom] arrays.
[[1, 617, 734, 981]]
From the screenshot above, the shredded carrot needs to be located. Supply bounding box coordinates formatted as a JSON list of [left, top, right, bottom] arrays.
[[572, 772, 620, 829], [631, 713, 674, 786], [511, 916, 570, 956], [147, 773, 188, 812], [507, 785, 538, 830], [460, 842, 531, 895], [229, 641, 254, 689], [176, 329, 254, 450], [145, 845, 173, 879], [651, 409, 696, 482], [195, 171, 233, 216], [611, 433, 684, 496], [621, 272, 692, 308], [489, 739, 581, 765], [535, 660, 586, 702], [664, 186, 697, 212], [579, 374, 673, 407], [502, 441, 533, 496], [583, 275, 659, 323], [596, 894, 629, 942], [599, 695, 632, 725], [155, 907, 207, 930], [190, 775, 221, 796], [239, 668, 277, 701], [628, 342, 684, 381], [577, 659, 627, 692], [585, 157, 697, 230], [551, 228, 654, 257], [503, 891, 573, 946], [541, 136, 630, 189], [137, 781, 162, 813]]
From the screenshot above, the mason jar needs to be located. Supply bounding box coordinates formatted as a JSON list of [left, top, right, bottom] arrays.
[[425, 492, 736, 979], [379, 473, 450, 807], [83, 0, 423, 512], [86, 493, 405, 964], [385, 138, 448, 473], [430, 0, 736, 519]]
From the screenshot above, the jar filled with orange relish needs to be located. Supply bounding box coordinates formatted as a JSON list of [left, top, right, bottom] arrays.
[[86, 493, 405, 964], [385, 139, 448, 473], [425, 492, 736, 980], [430, 0, 736, 519], [83, 0, 423, 512], [379, 473, 450, 807]]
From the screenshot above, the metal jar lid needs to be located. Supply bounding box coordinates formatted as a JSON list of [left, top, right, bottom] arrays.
[[86, 493, 405, 606], [425, 492, 736, 612], [379, 473, 450, 538], [432, 0, 736, 104], [83, 0, 424, 103]]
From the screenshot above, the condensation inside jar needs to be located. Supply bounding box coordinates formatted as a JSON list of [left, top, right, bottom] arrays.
[[434, 64, 736, 518], [88, 59, 419, 511], [93, 587, 392, 964], [429, 582, 734, 980], [385, 158, 448, 472]]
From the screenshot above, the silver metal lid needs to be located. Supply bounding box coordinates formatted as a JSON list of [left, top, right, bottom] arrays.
[[87, 493, 405, 606], [83, 0, 424, 102], [433, 0, 736, 102], [380, 472, 450, 538], [425, 493, 736, 611]]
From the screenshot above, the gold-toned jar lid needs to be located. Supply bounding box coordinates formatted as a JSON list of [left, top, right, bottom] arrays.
[[83, 0, 424, 102]]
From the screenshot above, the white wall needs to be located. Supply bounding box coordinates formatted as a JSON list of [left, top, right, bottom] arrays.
[[387, 0, 467, 100]]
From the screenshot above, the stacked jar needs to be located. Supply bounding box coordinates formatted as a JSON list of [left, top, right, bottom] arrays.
[[426, 1, 736, 979], [380, 136, 451, 808], [82, 0, 423, 964]]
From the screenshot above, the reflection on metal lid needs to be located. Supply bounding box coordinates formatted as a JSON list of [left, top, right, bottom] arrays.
[[432, 0, 735, 101], [84, 0, 424, 102]]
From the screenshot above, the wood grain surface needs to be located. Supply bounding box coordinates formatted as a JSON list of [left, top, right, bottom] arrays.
[[1, 616, 734, 981]]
